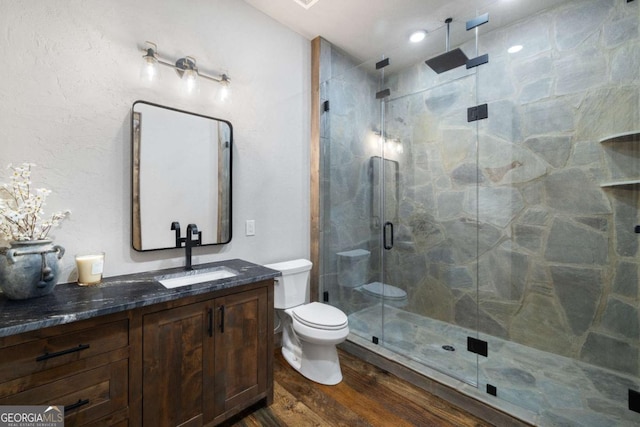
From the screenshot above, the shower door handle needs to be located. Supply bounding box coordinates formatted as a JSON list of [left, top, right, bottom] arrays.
[[383, 221, 394, 250]]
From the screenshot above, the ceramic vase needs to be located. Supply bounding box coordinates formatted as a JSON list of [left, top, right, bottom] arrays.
[[0, 240, 65, 300]]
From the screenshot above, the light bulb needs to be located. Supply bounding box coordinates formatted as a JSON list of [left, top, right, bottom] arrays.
[[216, 75, 231, 102], [218, 85, 230, 102], [140, 45, 159, 83], [183, 69, 198, 93]]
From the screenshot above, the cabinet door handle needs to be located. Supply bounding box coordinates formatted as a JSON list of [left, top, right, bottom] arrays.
[[36, 344, 90, 362], [219, 305, 225, 333], [65, 398, 90, 412], [208, 308, 213, 337]]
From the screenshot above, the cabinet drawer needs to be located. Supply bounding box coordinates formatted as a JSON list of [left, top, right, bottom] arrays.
[[0, 358, 128, 427], [0, 319, 128, 386]]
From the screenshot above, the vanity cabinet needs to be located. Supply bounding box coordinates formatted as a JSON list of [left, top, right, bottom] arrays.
[[139, 282, 273, 426], [0, 264, 275, 427], [142, 300, 212, 426], [212, 287, 269, 423], [0, 312, 131, 426]]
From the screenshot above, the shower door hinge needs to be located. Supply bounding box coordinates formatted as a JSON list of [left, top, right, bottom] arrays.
[[323, 291, 329, 302], [466, 54, 489, 69], [630, 389, 640, 413], [487, 384, 497, 396], [466, 13, 489, 31], [322, 100, 330, 112], [372, 336, 379, 345], [467, 336, 488, 357], [376, 88, 391, 99], [376, 58, 390, 69], [467, 104, 488, 122]]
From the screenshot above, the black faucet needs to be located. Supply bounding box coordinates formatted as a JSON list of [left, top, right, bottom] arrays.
[[171, 222, 202, 270]]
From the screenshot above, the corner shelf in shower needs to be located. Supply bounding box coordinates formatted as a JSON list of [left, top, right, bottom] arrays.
[[600, 179, 640, 188], [598, 131, 640, 144], [599, 131, 640, 188]]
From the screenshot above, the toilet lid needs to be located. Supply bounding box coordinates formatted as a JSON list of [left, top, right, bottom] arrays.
[[362, 282, 407, 300], [292, 302, 348, 330]]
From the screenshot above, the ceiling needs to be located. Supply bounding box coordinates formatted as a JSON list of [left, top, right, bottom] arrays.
[[244, 0, 570, 70]]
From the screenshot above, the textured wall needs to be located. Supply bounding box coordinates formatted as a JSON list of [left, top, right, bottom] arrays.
[[0, 0, 311, 281]]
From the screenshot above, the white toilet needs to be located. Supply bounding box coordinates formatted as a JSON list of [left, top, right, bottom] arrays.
[[336, 249, 408, 307], [264, 259, 349, 385]]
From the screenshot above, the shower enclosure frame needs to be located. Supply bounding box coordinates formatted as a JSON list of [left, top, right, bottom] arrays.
[[311, 1, 640, 424], [310, 30, 498, 425]]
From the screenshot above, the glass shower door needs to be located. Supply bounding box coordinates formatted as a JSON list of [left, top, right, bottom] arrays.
[[319, 55, 386, 346], [319, 18, 483, 389], [379, 70, 481, 386]]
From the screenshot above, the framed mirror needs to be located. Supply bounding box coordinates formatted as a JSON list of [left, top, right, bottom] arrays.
[[132, 101, 232, 251]]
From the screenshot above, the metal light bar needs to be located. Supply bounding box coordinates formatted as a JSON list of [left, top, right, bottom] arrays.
[[140, 41, 230, 85]]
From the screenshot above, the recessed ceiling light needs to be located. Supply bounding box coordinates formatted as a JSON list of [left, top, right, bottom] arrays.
[[409, 30, 427, 43], [508, 45, 523, 54]]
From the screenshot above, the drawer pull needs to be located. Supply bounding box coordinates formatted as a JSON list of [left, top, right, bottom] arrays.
[[208, 308, 213, 337], [36, 344, 90, 361], [65, 399, 90, 412], [219, 305, 225, 333]]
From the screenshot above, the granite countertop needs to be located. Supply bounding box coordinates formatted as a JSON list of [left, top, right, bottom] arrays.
[[0, 258, 280, 338]]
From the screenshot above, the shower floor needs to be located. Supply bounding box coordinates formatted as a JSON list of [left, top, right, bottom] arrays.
[[348, 305, 640, 427]]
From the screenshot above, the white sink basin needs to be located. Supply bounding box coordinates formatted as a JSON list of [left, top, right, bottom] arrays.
[[157, 267, 237, 289]]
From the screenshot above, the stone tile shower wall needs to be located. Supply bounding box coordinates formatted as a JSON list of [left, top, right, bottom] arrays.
[[381, 0, 640, 376], [321, 43, 381, 299]]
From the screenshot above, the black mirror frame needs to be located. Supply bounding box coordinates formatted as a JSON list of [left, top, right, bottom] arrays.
[[131, 100, 233, 252]]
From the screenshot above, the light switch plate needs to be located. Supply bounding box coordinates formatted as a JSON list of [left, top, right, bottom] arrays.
[[245, 220, 255, 236]]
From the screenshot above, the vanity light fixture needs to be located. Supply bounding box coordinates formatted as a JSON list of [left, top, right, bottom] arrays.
[[176, 56, 199, 94], [217, 74, 231, 102], [140, 41, 159, 82], [139, 41, 231, 98]]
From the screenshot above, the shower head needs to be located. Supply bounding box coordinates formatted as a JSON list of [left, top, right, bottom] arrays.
[[425, 18, 468, 74], [425, 48, 468, 74]]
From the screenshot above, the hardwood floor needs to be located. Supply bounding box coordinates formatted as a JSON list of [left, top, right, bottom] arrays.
[[222, 350, 494, 427]]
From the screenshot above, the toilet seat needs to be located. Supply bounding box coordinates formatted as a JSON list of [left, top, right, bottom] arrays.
[[361, 282, 407, 301], [292, 302, 348, 330]]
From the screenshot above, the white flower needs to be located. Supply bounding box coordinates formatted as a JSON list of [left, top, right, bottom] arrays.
[[0, 163, 71, 241]]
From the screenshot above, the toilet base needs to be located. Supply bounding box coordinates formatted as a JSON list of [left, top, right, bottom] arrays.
[[280, 312, 344, 386], [282, 340, 343, 386]]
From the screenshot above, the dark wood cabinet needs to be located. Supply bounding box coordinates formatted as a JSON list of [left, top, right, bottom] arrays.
[[142, 301, 212, 427], [0, 279, 273, 427], [0, 312, 131, 426], [140, 282, 273, 426], [212, 287, 269, 423]]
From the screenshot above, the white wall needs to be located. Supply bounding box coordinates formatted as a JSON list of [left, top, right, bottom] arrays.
[[0, 0, 311, 281]]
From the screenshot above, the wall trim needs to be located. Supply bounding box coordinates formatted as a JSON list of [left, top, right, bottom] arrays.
[[310, 36, 321, 302]]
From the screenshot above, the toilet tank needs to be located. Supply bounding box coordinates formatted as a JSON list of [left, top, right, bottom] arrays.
[[336, 249, 370, 288], [263, 259, 312, 309]]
